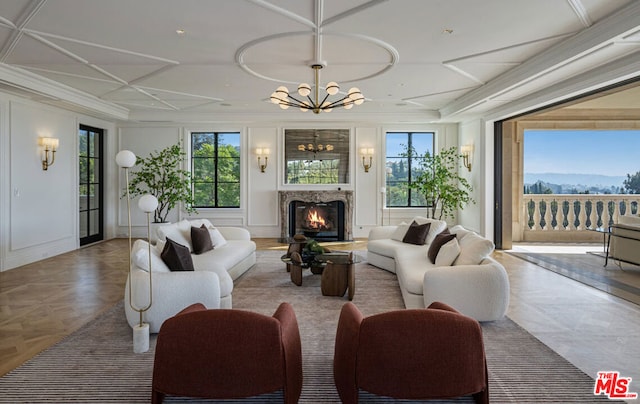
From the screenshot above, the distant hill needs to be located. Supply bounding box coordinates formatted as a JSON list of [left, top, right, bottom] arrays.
[[524, 173, 625, 188]]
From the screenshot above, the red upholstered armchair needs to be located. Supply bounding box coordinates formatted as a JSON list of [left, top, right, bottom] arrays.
[[152, 302, 302, 404], [333, 302, 488, 404]]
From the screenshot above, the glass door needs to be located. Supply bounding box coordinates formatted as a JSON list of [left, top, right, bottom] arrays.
[[79, 125, 104, 246]]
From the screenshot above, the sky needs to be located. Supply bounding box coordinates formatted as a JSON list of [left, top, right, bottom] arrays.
[[524, 129, 640, 176]]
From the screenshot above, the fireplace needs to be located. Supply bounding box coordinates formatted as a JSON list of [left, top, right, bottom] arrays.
[[279, 190, 353, 242], [289, 201, 345, 241]]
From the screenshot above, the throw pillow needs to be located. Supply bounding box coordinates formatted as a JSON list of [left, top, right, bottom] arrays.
[[191, 224, 213, 254], [435, 238, 461, 266], [207, 227, 227, 248], [131, 239, 171, 272], [390, 222, 410, 241], [427, 232, 456, 263], [454, 233, 495, 265], [160, 237, 195, 271], [402, 221, 431, 245], [157, 223, 193, 252]]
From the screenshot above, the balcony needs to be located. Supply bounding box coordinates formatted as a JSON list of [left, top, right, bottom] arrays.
[[518, 194, 640, 242]]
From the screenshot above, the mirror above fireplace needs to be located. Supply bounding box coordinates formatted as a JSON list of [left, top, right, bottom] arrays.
[[284, 129, 350, 184]]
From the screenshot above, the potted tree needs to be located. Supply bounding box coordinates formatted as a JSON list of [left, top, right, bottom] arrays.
[[127, 142, 197, 224], [407, 146, 475, 220]]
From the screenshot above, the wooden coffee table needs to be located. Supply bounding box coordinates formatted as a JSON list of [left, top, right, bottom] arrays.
[[317, 253, 359, 300]]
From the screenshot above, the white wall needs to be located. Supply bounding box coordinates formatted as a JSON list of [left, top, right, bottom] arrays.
[[115, 121, 461, 241], [0, 95, 116, 271]]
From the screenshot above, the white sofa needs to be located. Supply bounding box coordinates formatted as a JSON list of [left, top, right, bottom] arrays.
[[124, 219, 256, 332], [609, 214, 640, 266], [367, 217, 509, 322]]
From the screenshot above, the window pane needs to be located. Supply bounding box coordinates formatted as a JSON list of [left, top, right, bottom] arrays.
[[79, 130, 88, 156], [191, 131, 241, 208], [193, 183, 215, 206], [385, 132, 434, 207]]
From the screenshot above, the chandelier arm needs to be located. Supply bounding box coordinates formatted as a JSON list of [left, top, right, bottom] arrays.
[[285, 94, 312, 109], [324, 95, 352, 109]]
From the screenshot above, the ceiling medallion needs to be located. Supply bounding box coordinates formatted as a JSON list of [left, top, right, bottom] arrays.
[[270, 64, 365, 114]]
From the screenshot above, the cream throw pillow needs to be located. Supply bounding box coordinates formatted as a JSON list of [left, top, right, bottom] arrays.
[[131, 239, 171, 272], [435, 238, 461, 266], [390, 222, 410, 241], [454, 233, 494, 265]]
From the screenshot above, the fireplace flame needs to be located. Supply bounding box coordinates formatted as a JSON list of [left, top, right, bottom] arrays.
[[307, 208, 326, 229]]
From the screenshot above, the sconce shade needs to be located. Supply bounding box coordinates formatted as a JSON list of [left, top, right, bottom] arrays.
[[138, 194, 159, 213], [116, 150, 137, 168], [39, 137, 59, 149], [39, 137, 59, 171]]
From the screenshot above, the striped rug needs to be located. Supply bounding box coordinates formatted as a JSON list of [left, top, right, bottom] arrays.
[[0, 251, 621, 403]]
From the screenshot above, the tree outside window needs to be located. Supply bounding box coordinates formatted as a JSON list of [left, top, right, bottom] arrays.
[[191, 132, 241, 208], [385, 132, 434, 207]]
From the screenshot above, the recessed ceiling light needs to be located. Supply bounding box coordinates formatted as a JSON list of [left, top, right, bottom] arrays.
[[442, 28, 454, 34], [176, 29, 186, 35]]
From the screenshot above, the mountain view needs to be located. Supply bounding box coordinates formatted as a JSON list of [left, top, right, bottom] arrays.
[[524, 173, 625, 194]]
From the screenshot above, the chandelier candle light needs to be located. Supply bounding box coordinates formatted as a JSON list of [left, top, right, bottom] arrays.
[[270, 64, 365, 114]]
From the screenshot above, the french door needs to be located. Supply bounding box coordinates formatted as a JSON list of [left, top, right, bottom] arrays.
[[79, 125, 104, 246]]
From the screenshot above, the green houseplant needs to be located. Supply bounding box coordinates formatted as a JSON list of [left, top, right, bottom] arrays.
[[407, 146, 475, 220], [127, 142, 197, 223]]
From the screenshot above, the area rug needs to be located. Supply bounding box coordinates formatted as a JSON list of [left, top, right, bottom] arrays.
[[0, 251, 621, 403], [508, 250, 640, 306]]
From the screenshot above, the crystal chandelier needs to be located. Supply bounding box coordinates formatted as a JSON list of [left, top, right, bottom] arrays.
[[270, 64, 364, 114]]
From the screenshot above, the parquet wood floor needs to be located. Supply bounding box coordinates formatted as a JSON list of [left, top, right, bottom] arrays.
[[0, 237, 367, 376]]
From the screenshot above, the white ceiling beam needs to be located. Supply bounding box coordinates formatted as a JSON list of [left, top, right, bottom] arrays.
[[439, 0, 640, 119]]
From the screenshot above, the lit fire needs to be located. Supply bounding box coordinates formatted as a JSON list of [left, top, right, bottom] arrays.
[[307, 208, 326, 229]]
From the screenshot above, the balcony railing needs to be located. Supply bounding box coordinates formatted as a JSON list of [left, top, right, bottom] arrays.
[[520, 194, 639, 242]]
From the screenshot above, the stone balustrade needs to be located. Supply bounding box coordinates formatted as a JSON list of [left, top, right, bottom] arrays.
[[519, 194, 639, 242]]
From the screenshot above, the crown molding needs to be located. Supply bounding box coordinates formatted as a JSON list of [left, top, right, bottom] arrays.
[[0, 64, 129, 120]]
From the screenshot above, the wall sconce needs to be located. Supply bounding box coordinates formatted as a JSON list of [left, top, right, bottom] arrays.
[[256, 147, 270, 173], [39, 137, 59, 170], [360, 147, 374, 173], [461, 144, 474, 172]]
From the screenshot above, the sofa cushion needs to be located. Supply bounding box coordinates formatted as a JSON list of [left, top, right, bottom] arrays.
[[427, 232, 456, 263], [191, 225, 213, 254], [161, 238, 195, 271], [208, 227, 228, 248], [390, 222, 410, 241], [454, 233, 494, 265], [191, 240, 254, 273], [367, 239, 403, 258], [402, 221, 431, 245], [435, 238, 461, 266], [157, 220, 193, 252], [131, 239, 170, 273]]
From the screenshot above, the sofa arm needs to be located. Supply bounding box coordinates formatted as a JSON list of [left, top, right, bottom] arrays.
[[124, 269, 221, 333], [423, 259, 509, 322], [218, 226, 251, 241], [368, 226, 398, 241]]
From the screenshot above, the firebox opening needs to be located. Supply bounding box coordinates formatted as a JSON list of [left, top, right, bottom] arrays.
[[289, 201, 345, 241]]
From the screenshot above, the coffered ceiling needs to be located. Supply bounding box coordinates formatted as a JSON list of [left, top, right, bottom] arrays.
[[0, 0, 639, 122]]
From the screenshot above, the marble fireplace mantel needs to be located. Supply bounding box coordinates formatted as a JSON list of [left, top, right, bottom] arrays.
[[279, 190, 353, 241]]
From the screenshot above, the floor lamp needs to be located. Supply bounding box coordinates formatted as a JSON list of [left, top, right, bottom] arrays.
[[117, 150, 156, 353], [133, 194, 158, 353]]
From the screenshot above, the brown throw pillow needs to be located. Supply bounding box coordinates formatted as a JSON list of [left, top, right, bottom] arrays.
[[161, 238, 195, 271], [428, 232, 457, 263], [191, 224, 213, 254], [402, 221, 431, 245]]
